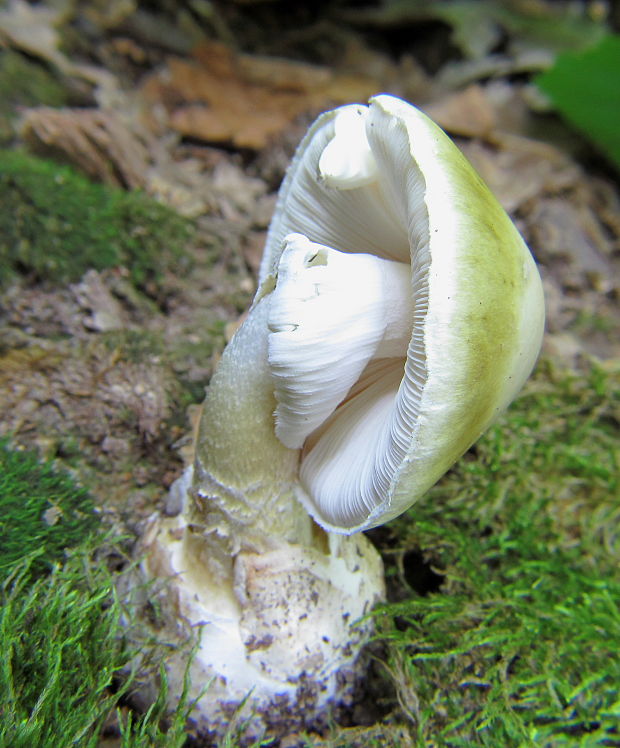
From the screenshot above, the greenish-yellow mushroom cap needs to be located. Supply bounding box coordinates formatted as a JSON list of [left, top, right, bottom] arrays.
[[261, 94, 545, 533]]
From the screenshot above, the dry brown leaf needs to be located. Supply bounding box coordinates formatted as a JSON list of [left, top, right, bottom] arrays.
[[141, 40, 377, 149], [233, 51, 332, 91], [0, 0, 70, 73], [424, 84, 496, 138], [459, 134, 579, 213], [528, 198, 616, 284], [243, 230, 268, 275], [170, 101, 292, 151], [71, 270, 126, 332], [0, 0, 112, 87]]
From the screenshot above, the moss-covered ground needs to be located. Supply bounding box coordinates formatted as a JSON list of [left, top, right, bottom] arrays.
[[0, 149, 194, 290], [0, 6, 618, 744], [0, 438, 98, 578], [0, 50, 67, 142], [1, 358, 617, 747], [0, 442, 194, 748], [333, 359, 620, 747]]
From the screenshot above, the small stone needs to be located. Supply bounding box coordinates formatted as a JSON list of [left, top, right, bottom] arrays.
[[42, 504, 62, 526]]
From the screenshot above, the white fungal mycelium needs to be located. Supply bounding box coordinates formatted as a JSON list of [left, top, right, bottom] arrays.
[[138, 94, 544, 741]]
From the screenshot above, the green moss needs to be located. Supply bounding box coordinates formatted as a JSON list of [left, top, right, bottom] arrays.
[[0, 545, 196, 748], [0, 441, 194, 746], [0, 550, 127, 748], [0, 149, 194, 289], [116, 668, 194, 748], [0, 439, 99, 580], [0, 51, 67, 143], [570, 309, 617, 335], [374, 359, 620, 745], [101, 329, 166, 363]]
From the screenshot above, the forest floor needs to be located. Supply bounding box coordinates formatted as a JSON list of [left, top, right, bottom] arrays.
[[0, 2, 618, 747]]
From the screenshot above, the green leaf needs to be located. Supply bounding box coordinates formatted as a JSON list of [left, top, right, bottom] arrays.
[[536, 35, 620, 171]]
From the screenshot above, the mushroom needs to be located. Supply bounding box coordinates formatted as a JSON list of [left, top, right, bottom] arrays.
[[139, 94, 544, 741], [263, 94, 545, 532]]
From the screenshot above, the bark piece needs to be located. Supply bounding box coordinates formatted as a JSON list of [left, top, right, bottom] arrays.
[[21, 107, 153, 189]]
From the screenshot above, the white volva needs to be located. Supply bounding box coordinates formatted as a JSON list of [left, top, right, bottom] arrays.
[[138, 94, 544, 741]]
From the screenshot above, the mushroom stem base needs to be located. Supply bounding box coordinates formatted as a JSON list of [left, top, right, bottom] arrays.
[[138, 470, 385, 741]]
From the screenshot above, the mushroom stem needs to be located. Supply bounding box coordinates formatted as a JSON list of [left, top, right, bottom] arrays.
[[268, 233, 413, 449], [190, 294, 313, 553], [140, 291, 385, 739]]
